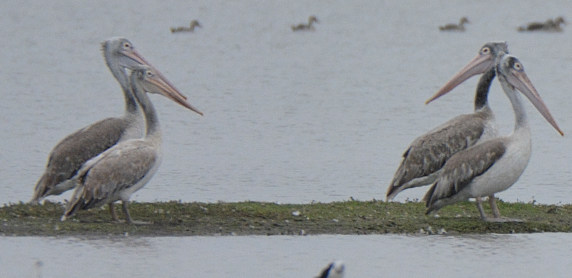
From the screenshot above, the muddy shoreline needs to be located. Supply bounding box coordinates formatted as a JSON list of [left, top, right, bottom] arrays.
[[1, 200, 571, 237]]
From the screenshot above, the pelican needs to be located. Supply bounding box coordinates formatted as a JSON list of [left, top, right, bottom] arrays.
[[61, 65, 202, 224], [424, 54, 563, 221], [170, 20, 202, 33], [518, 16, 566, 32], [291, 16, 319, 31], [316, 261, 345, 278], [31, 37, 180, 203], [439, 17, 469, 31], [386, 42, 508, 201]]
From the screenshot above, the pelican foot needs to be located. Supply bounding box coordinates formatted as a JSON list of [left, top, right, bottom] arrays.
[[484, 217, 523, 223]]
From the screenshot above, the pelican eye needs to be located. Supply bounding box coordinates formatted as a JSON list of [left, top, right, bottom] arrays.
[[146, 70, 154, 78], [481, 47, 490, 54], [123, 42, 131, 49], [514, 62, 522, 70]]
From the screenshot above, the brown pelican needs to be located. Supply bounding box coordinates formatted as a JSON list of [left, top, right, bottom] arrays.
[[292, 16, 319, 31], [61, 65, 202, 224], [518, 16, 566, 32], [424, 54, 563, 221], [386, 42, 508, 201], [30, 37, 183, 204], [170, 20, 202, 33], [439, 17, 469, 31], [316, 261, 345, 278]]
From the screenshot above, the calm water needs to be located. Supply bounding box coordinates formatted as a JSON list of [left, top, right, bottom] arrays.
[[2, 233, 572, 278], [1, 0, 572, 277]]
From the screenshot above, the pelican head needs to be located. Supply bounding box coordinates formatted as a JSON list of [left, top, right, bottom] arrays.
[[102, 37, 192, 103], [425, 41, 508, 104], [132, 65, 202, 116], [460, 17, 470, 25], [555, 16, 566, 25], [497, 54, 563, 136]]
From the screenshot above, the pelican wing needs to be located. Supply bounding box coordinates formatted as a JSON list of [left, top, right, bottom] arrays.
[[32, 117, 130, 200], [387, 113, 486, 195], [424, 139, 506, 206], [72, 140, 157, 210]]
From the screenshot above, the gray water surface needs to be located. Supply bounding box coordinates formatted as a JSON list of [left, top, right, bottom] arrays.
[[2, 234, 571, 278], [1, 0, 572, 205]]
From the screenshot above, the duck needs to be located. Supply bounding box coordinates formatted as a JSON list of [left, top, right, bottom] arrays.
[[439, 17, 470, 31], [171, 20, 202, 33], [518, 16, 566, 32], [292, 16, 319, 31]]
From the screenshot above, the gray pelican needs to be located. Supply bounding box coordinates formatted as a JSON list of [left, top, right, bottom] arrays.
[[291, 16, 319, 31], [31, 37, 182, 203], [439, 17, 469, 31], [316, 261, 345, 278], [61, 65, 202, 224], [170, 20, 202, 33], [518, 16, 566, 32], [424, 54, 563, 221], [386, 42, 508, 201]]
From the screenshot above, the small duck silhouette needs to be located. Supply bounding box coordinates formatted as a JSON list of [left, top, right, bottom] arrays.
[[518, 16, 566, 32], [439, 17, 470, 31], [171, 20, 202, 33], [291, 16, 319, 31]]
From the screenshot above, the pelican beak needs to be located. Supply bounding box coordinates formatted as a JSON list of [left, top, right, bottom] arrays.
[[425, 53, 494, 104], [148, 73, 203, 116], [506, 70, 563, 136], [121, 48, 189, 101]]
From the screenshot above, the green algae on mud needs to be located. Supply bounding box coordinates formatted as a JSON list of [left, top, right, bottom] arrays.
[[1, 200, 572, 236]]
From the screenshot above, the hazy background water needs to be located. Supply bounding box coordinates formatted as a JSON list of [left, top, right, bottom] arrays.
[[1, 0, 572, 277], [1, 0, 572, 206]]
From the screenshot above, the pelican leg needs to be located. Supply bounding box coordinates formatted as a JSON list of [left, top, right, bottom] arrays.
[[109, 203, 124, 223], [475, 197, 488, 220], [488, 195, 501, 218], [485, 195, 523, 223], [122, 200, 151, 225]]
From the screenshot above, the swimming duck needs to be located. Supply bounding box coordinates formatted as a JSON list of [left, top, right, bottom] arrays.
[[439, 17, 470, 31], [171, 20, 202, 33], [518, 16, 566, 32], [292, 16, 319, 31]]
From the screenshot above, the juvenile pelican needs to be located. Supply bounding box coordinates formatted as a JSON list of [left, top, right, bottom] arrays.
[[518, 16, 566, 32], [171, 20, 202, 33], [439, 17, 470, 31], [386, 42, 508, 201], [61, 65, 202, 224], [31, 38, 182, 203], [316, 261, 345, 278], [424, 54, 563, 221], [292, 16, 319, 31]]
